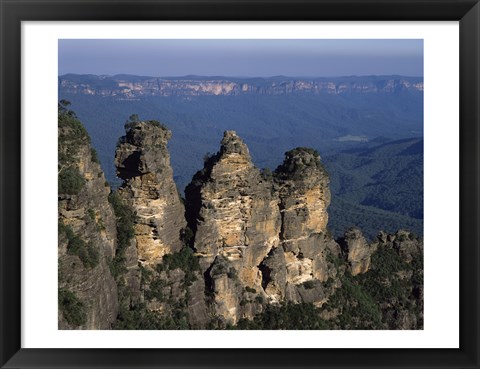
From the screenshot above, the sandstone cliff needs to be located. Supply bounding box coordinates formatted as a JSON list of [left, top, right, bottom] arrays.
[[113, 120, 199, 328], [58, 103, 118, 329], [185, 131, 281, 324], [274, 148, 339, 300], [182, 132, 345, 324], [115, 120, 186, 265], [340, 227, 376, 276]]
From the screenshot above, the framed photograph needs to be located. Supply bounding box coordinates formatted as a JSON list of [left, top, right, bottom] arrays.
[[1, 0, 479, 368]]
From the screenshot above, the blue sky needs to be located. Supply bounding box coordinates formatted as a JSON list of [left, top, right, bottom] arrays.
[[58, 39, 423, 77]]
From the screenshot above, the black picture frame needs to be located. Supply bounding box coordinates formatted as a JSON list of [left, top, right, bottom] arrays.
[[1, 0, 479, 368]]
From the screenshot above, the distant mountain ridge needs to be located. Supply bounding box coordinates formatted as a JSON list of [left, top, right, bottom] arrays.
[[59, 74, 423, 99]]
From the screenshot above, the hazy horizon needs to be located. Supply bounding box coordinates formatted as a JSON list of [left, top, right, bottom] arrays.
[[59, 73, 424, 79], [59, 39, 423, 77]]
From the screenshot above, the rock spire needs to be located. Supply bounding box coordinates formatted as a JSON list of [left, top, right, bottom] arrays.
[[115, 120, 186, 265]]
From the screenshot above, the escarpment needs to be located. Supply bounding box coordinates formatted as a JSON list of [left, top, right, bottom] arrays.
[[60, 75, 424, 99], [58, 104, 118, 329], [59, 111, 423, 330]]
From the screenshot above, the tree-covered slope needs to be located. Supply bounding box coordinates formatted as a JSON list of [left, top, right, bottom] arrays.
[[324, 137, 423, 239]]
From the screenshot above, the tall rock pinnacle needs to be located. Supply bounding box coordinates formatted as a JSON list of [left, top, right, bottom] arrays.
[[185, 131, 281, 324], [273, 148, 336, 296], [115, 120, 186, 265], [275, 147, 331, 239], [186, 131, 280, 265]]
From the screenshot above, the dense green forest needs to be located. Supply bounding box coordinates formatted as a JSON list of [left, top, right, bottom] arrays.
[[324, 137, 423, 238]]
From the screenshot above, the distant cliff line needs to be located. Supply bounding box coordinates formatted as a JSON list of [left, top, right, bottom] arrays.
[[59, 74, 423, 99]]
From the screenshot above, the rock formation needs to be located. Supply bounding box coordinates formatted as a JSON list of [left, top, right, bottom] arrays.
[[340, 227, 376, 276], [185, 131, 281, 324], [274, 148, 337, 292], [58, 110, 424, 330], [58, 106, 118, 329], [115, 120, 186, 265], [183, 133, 344, 324]]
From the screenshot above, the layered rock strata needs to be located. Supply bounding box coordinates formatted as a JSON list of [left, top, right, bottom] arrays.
[[115, 121, 186, 265], [185, 132, 342, 324], [185, 131, 281, 324], [274, 148, 336, 290]]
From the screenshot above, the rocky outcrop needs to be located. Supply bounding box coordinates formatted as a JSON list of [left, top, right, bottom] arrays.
[[340, 228, 376, 276], [371, 230, 424, 329], [58, 107, 118, 329], [318, 229, 423, 330], [115, 120, 186, 265]]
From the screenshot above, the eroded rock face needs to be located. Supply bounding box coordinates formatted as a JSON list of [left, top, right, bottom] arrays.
[[370, 230, 424, 329], [185, 131, 281, 324], [115, 121, 186, 265], [58, 117, 118, 330], [260, 247, 287, 303], [184, 133, 343, 324], [275, 148, 331, 237], [341, 228, 375, 276], [274, 148, 338, 293], [392, 229, 423, 262], [187, 274, 211, 329], [187, 131, 281, 265]]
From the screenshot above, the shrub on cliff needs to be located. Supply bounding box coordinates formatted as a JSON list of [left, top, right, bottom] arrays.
[[59, 222, 100, 268], [58, 289, 87, 327], [274, 147, 327, 180], [108, 191, 135, 279], [58, 166, 85, 195], [355, 243, 423, 328], [234, 302, 329, 330], [157, 246, 200, 287], [124, 114, 168, 131], [114, 302, 189, 330], [58, 100, 89, 195]]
